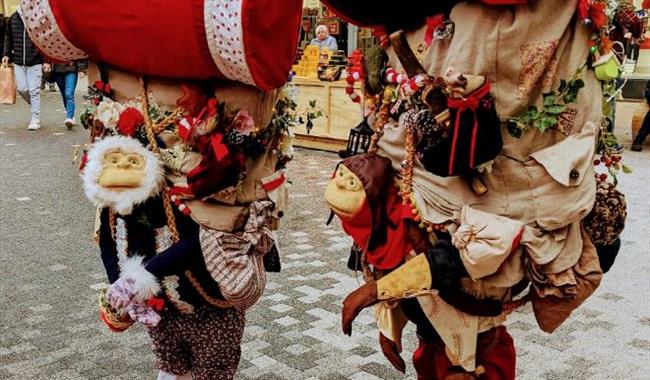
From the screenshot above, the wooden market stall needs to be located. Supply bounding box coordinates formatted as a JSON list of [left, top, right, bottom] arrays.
[[292, 76, 363, 152]]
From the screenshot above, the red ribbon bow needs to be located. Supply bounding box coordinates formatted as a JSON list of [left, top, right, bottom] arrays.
[[372, 26, 389, 48], [210, 132, 229, 162], [177, 99, 219, 142], [94, 80, 111, 94], [424, 14, 445, 46], [146, 297, 165, 311]]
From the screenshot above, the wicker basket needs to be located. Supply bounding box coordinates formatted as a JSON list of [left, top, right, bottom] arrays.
[[98, 288, 134, 332]]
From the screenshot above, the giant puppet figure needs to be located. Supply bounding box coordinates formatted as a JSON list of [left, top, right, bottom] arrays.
[[21, 1, 302, 379], [323, 0, 627, 379]]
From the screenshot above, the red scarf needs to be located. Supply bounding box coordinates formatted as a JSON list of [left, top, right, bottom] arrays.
[[340, 186, 414, 270]]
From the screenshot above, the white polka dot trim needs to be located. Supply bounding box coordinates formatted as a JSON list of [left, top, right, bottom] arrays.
[[20, 0, 88, 61], [204, 0, 254, 86]]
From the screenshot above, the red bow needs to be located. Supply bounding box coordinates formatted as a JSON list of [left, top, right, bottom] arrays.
[[210, 133, 229, 162], [94, 80, 111, 94], [177, 99, 219, 142], [372, 26, 389, 48], [146, 297, 165, 311], [424, 14, 445, 46], [196, 98, 219, 120]]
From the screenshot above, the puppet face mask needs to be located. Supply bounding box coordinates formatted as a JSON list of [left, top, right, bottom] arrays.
[[83, 136, 164, 215], [324, 164, 366, 218], [99, 149, 146, 189]]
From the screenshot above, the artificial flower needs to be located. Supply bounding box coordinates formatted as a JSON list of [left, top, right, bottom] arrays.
[[117, 107, 144, 136], [96, 99, 124, 130], [590, 2, 608, 30], [232, 110, 255, 136]]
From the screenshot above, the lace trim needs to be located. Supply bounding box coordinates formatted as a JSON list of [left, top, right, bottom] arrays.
[[162, 276, 195, 314]]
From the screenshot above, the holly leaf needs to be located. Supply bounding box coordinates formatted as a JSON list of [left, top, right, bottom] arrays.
[[558, 79, 567, 93], [622, 164, 633, 174], [534, 115, 558, 132], [309, 99, 317, 108], [543, 92, 557, 107], [546, 105, 567, 115]]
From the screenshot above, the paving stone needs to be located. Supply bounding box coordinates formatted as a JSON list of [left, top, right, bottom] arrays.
[[1, 97, 649, 379]]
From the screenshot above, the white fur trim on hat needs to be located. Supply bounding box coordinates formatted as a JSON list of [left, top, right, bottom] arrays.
[[82, 135, 164, 215], [119, 255, 161, 303]]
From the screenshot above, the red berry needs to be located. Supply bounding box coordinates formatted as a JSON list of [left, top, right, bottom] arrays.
[[599, 173, 608, 181], [594, 159, 600, 165]]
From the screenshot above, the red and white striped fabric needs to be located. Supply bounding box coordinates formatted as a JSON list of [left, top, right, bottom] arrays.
[[21, 0, 302, 90]]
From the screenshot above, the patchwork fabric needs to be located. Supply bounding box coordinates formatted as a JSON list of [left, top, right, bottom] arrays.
[[517, 41, 559, 99], [556, 108, 578, 136]]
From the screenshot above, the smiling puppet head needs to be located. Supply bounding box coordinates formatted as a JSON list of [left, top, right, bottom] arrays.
[[324, 153, 393, 251], [83, 135, 164, 215]]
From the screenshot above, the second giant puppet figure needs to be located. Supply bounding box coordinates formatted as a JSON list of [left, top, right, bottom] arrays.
[[324, 0, 627, 379], [21, 0, 302, 379]]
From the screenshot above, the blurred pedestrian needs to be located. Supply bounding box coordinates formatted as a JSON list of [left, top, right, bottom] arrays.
[[2, 7, 50, 130], [50, 60, 87, 129], [631, 81, 650, 152]]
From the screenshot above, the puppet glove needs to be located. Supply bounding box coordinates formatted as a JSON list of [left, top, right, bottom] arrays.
[[379, 332, 405, 373], [108, 256, 161, 311], [342, 254, 432, 336], [107, 276, 137, 311], [126, 303, 161, 327]]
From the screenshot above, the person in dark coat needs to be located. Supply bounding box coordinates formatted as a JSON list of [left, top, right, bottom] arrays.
[[2, 9, 50, 130]]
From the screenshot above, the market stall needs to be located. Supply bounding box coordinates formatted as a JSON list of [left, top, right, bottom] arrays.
[[292, 76, 363, 152]]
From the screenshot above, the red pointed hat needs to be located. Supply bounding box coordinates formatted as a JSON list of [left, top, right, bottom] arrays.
[[21, 0, 302, 90]]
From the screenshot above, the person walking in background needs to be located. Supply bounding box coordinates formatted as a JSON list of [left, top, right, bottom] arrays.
[[631, 81, 650, 152], [1, 8, 50, 130], [310, 25, 338, 51], [51, 60, 87, 129]]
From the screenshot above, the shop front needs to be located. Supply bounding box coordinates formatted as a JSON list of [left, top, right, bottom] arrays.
[[292, 0, 376, 153]]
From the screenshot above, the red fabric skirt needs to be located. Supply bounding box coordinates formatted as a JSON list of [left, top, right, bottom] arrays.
[[412, 326, 516, 380]]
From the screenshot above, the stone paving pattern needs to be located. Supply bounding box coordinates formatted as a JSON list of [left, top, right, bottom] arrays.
[[1, 89, 649, 379]]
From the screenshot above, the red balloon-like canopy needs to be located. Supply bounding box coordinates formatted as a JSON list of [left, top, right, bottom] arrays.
[[22, 0, 303, 90]]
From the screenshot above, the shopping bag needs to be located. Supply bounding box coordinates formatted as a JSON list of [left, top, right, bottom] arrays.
[[0, 62, 17, 105]]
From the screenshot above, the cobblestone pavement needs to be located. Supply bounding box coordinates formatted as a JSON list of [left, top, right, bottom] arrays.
[[1, 89, 649, 379]]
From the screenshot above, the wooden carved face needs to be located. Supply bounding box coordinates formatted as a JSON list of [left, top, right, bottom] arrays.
[[324, 164, 366, 219], [99, 148, 147, 190]]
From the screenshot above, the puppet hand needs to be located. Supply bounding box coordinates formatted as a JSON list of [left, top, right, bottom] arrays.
[[107, 277, 137, 311], [341, 280, 378, 336], [379, 332, 406, 373], [126, 303, 161, 327]]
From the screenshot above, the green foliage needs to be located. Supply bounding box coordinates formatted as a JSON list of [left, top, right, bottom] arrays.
[[509, 69, 585, 137]]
